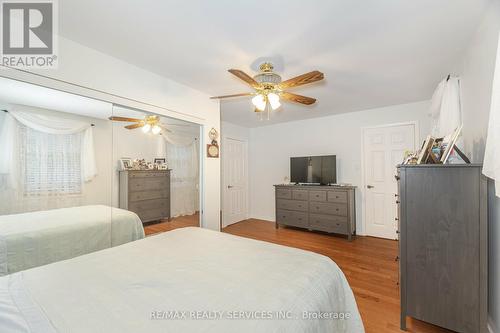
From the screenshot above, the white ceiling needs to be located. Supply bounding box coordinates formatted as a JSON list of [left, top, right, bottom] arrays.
[[0, 77, 199, 134], [58, 0, 489, 127], [0, 77, 112, 119]]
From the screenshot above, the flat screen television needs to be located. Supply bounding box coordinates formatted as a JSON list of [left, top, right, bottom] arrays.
[[290, 155, 337, 185]]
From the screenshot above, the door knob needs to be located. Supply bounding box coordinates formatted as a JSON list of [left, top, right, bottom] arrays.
[[367, 185, 374, 189], [227, 185, 234, 189]]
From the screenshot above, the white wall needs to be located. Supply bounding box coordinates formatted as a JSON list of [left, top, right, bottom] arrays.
[[247, 101, 430, 234], [459, 1, 500, 331], [0, 36, 221, 230], [221, 121, 250, 142]]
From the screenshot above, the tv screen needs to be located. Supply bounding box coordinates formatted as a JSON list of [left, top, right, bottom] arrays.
[[290, 155, 337, 185]]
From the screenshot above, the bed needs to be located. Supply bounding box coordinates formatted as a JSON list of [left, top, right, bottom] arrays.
[[0, 227, 364, 333], [0, 205, 145, 276]]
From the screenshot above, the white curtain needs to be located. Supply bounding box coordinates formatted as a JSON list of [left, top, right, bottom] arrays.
[[0, 106, 97, 213], [483, 33, 500, 196], [429, 76, 462, 137], [160, 132, 199, 217]]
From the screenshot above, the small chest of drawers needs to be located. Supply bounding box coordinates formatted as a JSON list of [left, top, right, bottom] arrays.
[[274, 185, 356, 240], [119, 170, 171, 223]]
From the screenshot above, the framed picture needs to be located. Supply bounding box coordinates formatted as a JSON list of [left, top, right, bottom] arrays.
[[120, 158, 132, 170], [440, 125, 463, 164], [417, 135, 435, 164], [154, 158, 166, 165]]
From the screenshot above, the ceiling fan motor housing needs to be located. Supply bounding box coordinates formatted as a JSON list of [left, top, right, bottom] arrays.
[[254, 63, 282, 92]]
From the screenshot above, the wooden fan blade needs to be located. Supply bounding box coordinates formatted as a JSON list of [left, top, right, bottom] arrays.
[[279, 71, 324, 89], [281, 92, 316, 105], [210, 92, 254, 99], [228, 69, 261, 89], [125, 123, 144, 129], [109, 116, 142, 122]]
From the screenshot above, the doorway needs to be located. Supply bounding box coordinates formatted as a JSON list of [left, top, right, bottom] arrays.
[[222, 137, 248, 228], [362, 122, 418, 239]]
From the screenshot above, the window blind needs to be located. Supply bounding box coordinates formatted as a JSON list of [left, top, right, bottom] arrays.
[[19, 125, 82, 195]]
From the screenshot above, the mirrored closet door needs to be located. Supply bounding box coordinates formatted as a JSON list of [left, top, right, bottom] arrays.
[[0, 77, 115, 276], [111, 105, 201, 235]]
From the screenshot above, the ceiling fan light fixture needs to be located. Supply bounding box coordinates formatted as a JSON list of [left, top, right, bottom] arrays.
[[151, 125, 162, 135], [268, 92, 281, 110], [252, 94, 266, 111], [142, 124, 151, 133]]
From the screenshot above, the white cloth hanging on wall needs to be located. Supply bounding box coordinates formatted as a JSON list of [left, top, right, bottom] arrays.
[[0, 106, 97, 185], [429, 76, 462, 138], [483, 33, 500, 197], [161, 131, 199, 217]]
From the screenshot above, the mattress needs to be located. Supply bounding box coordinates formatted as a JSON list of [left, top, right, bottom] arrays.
[[0, 205, 145, 275], [0, 227, 364, 332]]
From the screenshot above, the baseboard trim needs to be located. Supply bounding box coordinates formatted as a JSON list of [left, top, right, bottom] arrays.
[[489, 316, 498, 333]]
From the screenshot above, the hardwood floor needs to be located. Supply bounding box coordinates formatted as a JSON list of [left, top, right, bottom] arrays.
[[144, 213, 199, 236], [144, 216, 452, 333]]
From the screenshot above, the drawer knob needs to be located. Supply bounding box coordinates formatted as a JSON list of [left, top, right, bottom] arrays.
[[396, 200, 400, 204]]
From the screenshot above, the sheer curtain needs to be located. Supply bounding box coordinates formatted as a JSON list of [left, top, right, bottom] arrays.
[[429, 76, 462, 137], [158, 132, 199, 217], [0, 106, 97, 214], [483, 33, 500, 196]]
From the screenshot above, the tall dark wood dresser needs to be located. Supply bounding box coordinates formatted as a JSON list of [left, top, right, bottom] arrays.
[[397, 164, 487, 332], [119, 170, 171, 223]]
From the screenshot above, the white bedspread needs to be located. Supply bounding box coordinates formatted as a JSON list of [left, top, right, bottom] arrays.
[[0, 227, 364, 333], [0, 205, 145, 275]]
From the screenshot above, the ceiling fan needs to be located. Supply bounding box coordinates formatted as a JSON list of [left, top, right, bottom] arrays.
[[108, 115, 171, 134], [211, 62, 324, 118]]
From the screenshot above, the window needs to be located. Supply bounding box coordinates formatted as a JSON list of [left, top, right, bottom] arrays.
[[19, 125, 82, 195]]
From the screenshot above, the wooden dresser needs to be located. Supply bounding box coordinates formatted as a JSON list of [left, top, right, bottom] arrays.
[[119, 170, 171, 223], [397, 164, 487, 332], [274, 185, 356, 240]]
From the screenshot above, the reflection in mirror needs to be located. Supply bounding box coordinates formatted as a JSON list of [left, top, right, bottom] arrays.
[[0, 77, 145, 276], [111, 105, 201, 235]]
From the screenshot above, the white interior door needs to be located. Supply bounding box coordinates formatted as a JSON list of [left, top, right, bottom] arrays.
[[363, 123, 416, 239], [222, 137, 248, 227]]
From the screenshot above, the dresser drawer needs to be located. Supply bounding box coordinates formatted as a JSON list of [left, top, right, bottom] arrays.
[[135, 207, 169, 223], [276, 188, 292, 199], [129, 177, 169, 192], [292, 190, 308, 200], [327, 191, 348, 203], [129, 198, 168, 212], [309, 190, 327, 202], [310, 214, 348, 234], [276, 210, 308, 228], [309, 202, 347, 216], [276, 199, 308, 212], [129, 172, 169, 178], [129, 190, 169, 202]]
